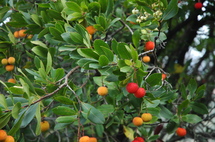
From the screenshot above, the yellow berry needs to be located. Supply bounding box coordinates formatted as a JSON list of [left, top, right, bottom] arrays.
[[7, 57, 15, 64], [141, 113, 152, 122], [1, 58, 8, 65], [5, 65, 15, 71], [40, 121, 50, 132], [142, 56, 150, 63], [79, 136, 90, 142], [4, 135, 15, 142], [0, 130, 7, 141], [8, 78, 16, 83]]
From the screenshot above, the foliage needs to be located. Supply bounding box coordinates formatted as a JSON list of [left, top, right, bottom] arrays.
[[0, 0, 210, 141]]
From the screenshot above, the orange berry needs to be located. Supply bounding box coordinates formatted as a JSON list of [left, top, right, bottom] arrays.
[[97, 86, 108, 96], [8, 78, 16, 83], [142, 56, 150, 63], [132, 117, 143, 126], [7, 57, 15, 64], [176, 127, 187, 137], [162, 74, 167, 80], [86, 26, 96, 35], [89, 137, 97, 142], [145, 41, 155, 51], [79, 136, 90, 142], [13, 31, 19, 38], [40, 121, 50, 132], [0, 130, 7, 141], [4, 135, 15, 142], [1, 58, 8, 65], [141, 113, 152, 122], [18, 29, 27, 38], [5, 65, 15, 71]]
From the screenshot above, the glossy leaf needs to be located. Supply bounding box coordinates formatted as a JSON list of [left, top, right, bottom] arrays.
[[56, 115, 77, 123], [52, 106, 77, 116], [162, 0, 178, 20], [191, 102, 208, 115], [0, 94, 7, 109], [66, 1, 82, 13], [146, 73, 162, 86], [81, 102, 105, 124], [182, 114, 202, 124], [97, 104, 114, 118], [12, 102, 21, 119], [132, 30, 140, 48], [0, 112, 11, 129], [99, 55, 109, 66]]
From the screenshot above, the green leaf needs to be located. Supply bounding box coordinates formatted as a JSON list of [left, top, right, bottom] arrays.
[[98, 55, 109, 66], [0, 7, 10, 20], [8, 86, 24, 95], [31, 14, 42, 27], [166, 120, 177, 133], [41, 11, 51, 23], [117, 43, 132, 59], [49, 27, 64, 41], [50, 68, 65, 81], [81, 102, 105, 124], [132, 30, 140, 48], [105, 0, 114, 16], [159, 105, 174, 119], [46, 52, 52, 74], [77, 48, 99, 60], [180, 84, 187, 99], [182, 114, 202, 124], [178, 100, 189, 115], [0, 94, 7, 109], [187, 79, 197, 97], [19, 78, 30, 98], [148, 135, 160, 141], [97, 104, 114, 118], [162, 0, 178, 20], [12, 102, 21, 119], [76, 58, 98, 69], [56, 115, 77, 123], [146, 73, 162, 86], [31, 41, 48, 48], [94, 40, 113, 61], [35, 103, 41, 135], [47, 9, 63, 20], [20, 104, 39, 128], [66, 1, 82, 13], [191, 102, 208, 115], [52, 106, 77, 116], [130, 45, 138, 62], [54, 96, 74, 105], [95, 124, 104, 137], [70, 32, 83, 44], [0, 112, 11, 129], [32, 46, 48, 58], [93, 39, 109, 49]]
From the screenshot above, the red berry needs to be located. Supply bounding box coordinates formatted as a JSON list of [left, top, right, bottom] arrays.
[[126, 82, 139, 93], [194, 2, 203, 9], [176, 127, 187, 137], [145, 41, 155, 51], [134, 137, 144, 142], [132, 140, 140, 142], [134, 87, 146, 98]]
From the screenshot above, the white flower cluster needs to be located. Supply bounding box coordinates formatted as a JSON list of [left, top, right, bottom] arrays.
[[132, 8, 139, 14]]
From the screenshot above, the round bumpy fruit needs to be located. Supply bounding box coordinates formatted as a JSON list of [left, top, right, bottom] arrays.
[[5, 65, 15, 71], [4, 135, 15, 142], [1, 58, 8, 65], [86, 26, 96, 35], [194, 2, 203, 9], [13, 31, 19, 38], [134, 87, 146, 98], [132, 117, 143, 126], [126, 82, 139, 93], [79, 136, 90, 142], [142, 56, 150, 63], [97, 86, 108, 96], [133, 137, 144, 142], [0, 130, 7, 141], [27, 34, 33, 39], [40, 121, 50, 132], [7, 57, 15, 64], [18, 29, 27, 38], [141, 113, 152, 122], [176, 127, 187, 137], [89, 137, 97, 142], [145, 41, 155, 51], [8, 78, 16, 83]]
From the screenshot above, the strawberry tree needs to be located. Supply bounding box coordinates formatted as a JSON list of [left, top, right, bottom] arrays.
[[0, 0, 209, 141]]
